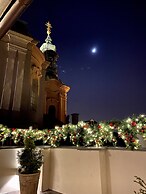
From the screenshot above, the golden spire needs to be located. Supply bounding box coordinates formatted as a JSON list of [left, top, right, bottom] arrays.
[[45, 21, 52, 35]]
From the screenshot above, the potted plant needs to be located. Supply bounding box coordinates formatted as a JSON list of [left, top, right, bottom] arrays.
[[17, 136, 43, 194]]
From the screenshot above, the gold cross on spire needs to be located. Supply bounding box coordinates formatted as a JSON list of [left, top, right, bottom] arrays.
[[45, 21, 52, 35]]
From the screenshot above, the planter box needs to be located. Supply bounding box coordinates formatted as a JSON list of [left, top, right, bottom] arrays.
[[19, 172, 40, 194]]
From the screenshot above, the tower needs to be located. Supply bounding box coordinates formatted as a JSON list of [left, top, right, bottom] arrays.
[[40, 22, 70, 129]]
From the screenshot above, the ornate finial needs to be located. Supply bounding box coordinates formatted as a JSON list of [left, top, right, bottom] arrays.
[[45, 21, 52, 35], [40, 21, 56, 53]]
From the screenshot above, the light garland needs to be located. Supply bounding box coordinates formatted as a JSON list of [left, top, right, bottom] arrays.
[[0, 114, 146, 149], [0, 124, 11, 144]]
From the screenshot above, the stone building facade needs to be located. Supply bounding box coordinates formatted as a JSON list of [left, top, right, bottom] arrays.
[[0, 30, 47, 127], [0, 21, 70, 128], [40, 22, 70, 128]]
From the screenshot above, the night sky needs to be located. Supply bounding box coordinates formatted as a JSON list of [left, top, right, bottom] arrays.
[[20, 0, 146, 122]]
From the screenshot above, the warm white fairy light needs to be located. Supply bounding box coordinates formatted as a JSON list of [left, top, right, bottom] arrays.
[[0, 114, 146, 149]]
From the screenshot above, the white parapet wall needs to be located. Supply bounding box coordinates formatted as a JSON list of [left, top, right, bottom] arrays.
[[0, 147, 146, 194], [0, 148, 20, 193], [46, 148, 146, 194]]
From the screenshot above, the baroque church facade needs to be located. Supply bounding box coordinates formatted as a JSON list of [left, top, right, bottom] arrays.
[[0, 20, 70, 128]]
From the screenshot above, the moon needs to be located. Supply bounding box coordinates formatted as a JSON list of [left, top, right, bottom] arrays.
[[91, 47, 97, 54]]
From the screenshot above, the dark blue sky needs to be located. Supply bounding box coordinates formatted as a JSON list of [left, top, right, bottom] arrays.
[[21, 0, 146, 121]]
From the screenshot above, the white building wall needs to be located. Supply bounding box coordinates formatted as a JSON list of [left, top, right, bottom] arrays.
[[0, 147, 146, 194]]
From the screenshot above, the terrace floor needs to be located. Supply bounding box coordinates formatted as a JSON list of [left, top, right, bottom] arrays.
[[5, 190, 62, 194]]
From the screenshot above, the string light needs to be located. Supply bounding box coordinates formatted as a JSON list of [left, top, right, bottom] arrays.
[[0, 114, 146, 149]]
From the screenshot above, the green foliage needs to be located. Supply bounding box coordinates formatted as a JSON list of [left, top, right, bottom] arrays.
[[0, 124, 11, 143], [1, 114, 146, 149], [17, 137, 43, 174]]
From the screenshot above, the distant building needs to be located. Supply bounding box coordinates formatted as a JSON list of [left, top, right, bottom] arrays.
[[0, 20, 70, 128]]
